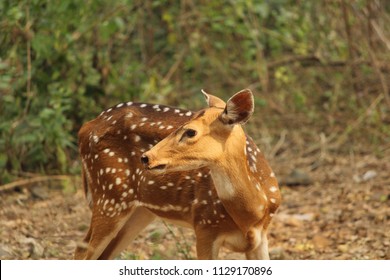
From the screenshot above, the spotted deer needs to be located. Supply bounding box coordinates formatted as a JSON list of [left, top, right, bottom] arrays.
[[74, 89, 280, 260]]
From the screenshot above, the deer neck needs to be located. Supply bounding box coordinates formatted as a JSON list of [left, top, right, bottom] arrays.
[[208, 128, 266, 234]]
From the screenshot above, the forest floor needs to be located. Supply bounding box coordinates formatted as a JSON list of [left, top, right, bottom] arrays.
[[0, 148, 389, 260]]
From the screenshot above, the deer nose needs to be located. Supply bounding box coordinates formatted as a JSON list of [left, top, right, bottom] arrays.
[[141, 154, 149, 165]]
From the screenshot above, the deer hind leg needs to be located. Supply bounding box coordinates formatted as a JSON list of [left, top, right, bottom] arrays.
[[74, 225, 92, 259], [99, 207, 156, 259], [74, 206, 138, 259]]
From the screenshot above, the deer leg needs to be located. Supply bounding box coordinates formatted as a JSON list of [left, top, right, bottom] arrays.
[[259, 230, 270, 260], [99, 207, 156, 259], [75, 206, 138, 259], [245, 230, 269, 260], [74, 225, 92, 259], [195, 227, 221, 259]]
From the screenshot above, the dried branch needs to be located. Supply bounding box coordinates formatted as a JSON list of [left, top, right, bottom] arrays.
[[331, 93, 384, 148], [23, 1, 33, 118], [270, 129, 287, 159], [162, 48, 187, 84], [367, 48, 390, 108], [0, 175, 77, 193]]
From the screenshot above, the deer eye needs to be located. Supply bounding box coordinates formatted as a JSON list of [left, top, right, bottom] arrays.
[[180, 129, 197, 142], [185, 129, 197, 138]]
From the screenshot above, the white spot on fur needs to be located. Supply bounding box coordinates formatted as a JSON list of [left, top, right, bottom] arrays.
[[258, 204, 265, 211], [250, 154, 257, 162]]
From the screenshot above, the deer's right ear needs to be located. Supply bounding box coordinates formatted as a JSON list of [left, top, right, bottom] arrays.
[[220, 89, 254, 125], [201, 89, 226, 108]]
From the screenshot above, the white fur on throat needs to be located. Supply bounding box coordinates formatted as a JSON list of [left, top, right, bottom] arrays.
[[210, 170, 236, 199]]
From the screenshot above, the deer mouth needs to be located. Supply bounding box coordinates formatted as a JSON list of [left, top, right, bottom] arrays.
[[148, 164, 167, 173]]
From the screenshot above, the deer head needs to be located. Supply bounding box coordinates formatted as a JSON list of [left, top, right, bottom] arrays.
[[141, 89, 254, 174]]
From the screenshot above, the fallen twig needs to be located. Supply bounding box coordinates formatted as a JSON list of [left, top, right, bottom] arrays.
[[0, 175, 77, 193]]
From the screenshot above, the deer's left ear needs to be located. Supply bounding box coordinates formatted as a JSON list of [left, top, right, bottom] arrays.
[[220, 89, 254, 125], [202, 89, 226, 108]]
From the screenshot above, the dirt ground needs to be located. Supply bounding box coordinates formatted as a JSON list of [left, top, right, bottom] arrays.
[[0, 150, 389, 260]]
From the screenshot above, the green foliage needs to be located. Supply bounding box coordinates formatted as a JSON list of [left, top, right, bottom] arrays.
[[0, 0, 389, 181]]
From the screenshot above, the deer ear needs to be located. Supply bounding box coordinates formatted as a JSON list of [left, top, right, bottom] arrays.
[[201, 89, 226, 108], [220, 89, 254, 125]]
